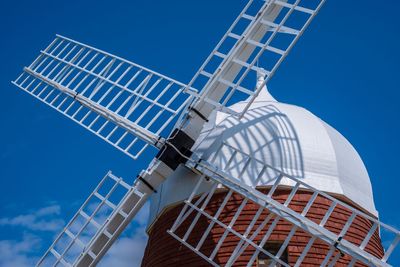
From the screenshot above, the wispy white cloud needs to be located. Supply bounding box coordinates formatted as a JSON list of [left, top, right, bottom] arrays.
[[0, 204, 64, 267], [0, 204, 64, 232], [0, 234, 40, 267]]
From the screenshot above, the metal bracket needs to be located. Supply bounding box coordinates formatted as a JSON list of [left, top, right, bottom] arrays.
[[138, 176, 157, 193], [189, 107, 209, 122], [334, 236, 345, 257], [156, 129, 195, 170]]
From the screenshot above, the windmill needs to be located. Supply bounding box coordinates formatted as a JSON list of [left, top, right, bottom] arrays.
[[11, 0, 400, 266]]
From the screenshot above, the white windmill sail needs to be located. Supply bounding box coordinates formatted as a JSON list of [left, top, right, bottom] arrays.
[[13, 35, 197, 159], [36, 170, 161, 267], [169, 142, 400, 267], [12, 35, 197, 266], [186, 0, 326, 119], [36, 171, 138, 266], [34, 162, 171, 267]]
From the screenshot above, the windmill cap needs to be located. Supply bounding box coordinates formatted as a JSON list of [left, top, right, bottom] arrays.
[[148, 81, 378, 231], [196, 99, 377, 216]]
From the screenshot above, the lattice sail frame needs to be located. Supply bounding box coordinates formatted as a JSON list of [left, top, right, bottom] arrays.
[[37, 171, 147, 267], [169, 142, 400, 267], [13, 35, 197, 159], [188, 0, 325, 116]]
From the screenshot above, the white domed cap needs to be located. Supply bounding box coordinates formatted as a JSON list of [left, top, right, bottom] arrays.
[[148, 80, 378, 228], [194, 83, 377, 216]]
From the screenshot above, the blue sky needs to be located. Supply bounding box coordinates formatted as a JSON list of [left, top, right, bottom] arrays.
[[0, 0, 399, 266]]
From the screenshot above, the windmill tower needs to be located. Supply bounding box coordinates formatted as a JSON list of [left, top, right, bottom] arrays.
[[11, 0, 399, 266], [142, 74, 384, 266]]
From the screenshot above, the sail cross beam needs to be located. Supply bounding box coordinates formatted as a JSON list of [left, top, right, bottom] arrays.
[[13, 35, 197, 159]]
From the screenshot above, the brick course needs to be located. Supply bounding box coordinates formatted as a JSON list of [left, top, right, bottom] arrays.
[[142, 189, 383, 266]]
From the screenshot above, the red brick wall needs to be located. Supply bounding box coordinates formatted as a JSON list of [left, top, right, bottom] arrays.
[[142, 189, 383, 266]]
